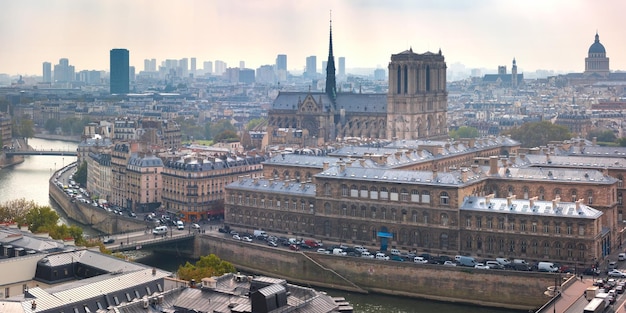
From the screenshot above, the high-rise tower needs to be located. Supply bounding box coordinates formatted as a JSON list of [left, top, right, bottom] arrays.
[[110, 48, 130, 94], [325, 18, 337, 101]]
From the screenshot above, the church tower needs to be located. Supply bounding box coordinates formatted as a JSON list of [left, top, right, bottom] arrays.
[[386, 48, 448, 140], [511, 58, 518, 87], [325, 17, 337, 102]]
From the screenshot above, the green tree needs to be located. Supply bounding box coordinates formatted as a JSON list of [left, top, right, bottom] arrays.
[[73, 161, 88, 186], [44, 118, 62, 133], [24, 205, 59, 232], [177, 254, 236, 281], [210, 119, 236, 139], [246, 118, 266, 131], [175, 117, 205, 141], [12, 115, 35, 139], [213, 130, 239, 142], [504, 121, 571, 148], [618, 137, 626, 147], [587, 129, 616, 143], [449, 126, 479, 140]]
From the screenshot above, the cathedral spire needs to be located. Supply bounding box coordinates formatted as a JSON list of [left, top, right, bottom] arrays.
[[325, 12, 337, 102]]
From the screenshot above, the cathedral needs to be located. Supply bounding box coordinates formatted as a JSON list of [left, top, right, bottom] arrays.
[[267, 22, 448, 146]]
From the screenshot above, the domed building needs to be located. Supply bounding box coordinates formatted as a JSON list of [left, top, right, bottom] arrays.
[[584, 32, 610, 77]]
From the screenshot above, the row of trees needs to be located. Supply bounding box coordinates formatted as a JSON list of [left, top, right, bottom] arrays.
[[0, 199, 84, 243], [44, 117, 92, 136]]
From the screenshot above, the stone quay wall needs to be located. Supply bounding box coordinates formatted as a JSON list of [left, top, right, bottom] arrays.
[[195, 234, 558, 311]]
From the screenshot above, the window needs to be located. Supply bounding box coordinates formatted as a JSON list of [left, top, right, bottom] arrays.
[[441, 214, 449, 226], [370, 187, 379, 200], [360, 186, 368, 198], [324, 183, 332, 196], [566, 224, 572, 235], [411, 189, 419, 202], [587, 190, 593, 205], [400, 189, 409, 201], [578, 225, 585, 236], [439, 192, 449, 205], [350, 185, 358, 197], [521, 240, 527, 253], [423, 213, 429, 224], [466, 217, 472, 228], [532, 241, 538, 255], [390, 188, 399, 201], [466, 236, 472, 249], [555, 223, 560, 234], [476, 216, 482, 228], [531, 221, 537, 232], [520, 221, 526, 232], [543, 242, 550, 255], [421, 191, 430, 203], [4, 287, 8, 298], [487, 218, 492, 229], [498, 218, 504, 230], [543, 222, 549, 233], [341, 185, 348, 197], [380, 188, 389, 200]]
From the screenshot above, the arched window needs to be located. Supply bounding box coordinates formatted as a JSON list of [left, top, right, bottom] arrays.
[[341, 184, 348, 197], [411, 189, 419, 202], [587, 190, 593, 204], [324, 202, 331, 215], [570, 189, 578, 202], [400, 188, 409, 201], [441, 213, 449, 226], [370, 186, 379, 199], [390, 187, 399, 201], [425, 65, 431, 91], [403, 65, 408, 94], [421, 191, 431, 203], [439, 192, 449, 205], [324, 183, 332, 196], [538, 187, 545, 200], [360, 186, 368, 198], [523, 187, 529, 199], [396, 65, 402, 94]]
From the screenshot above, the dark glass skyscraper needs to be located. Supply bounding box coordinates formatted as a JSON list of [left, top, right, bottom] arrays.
[[110, 48, 130, 94]]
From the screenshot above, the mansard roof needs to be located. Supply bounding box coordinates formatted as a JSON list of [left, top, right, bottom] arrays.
[[271, 91, 386, 113], [461, 196, 602, 219]]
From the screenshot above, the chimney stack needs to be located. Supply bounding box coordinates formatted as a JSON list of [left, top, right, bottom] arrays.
[[507, 195, 516, 206], [489, 156, 499, 175], [461, 169, 468, 182], [323, 161, 329, 170], [529, 196, 538, 208], [485, 193, 494, 204], [339, 162, 346, 173]]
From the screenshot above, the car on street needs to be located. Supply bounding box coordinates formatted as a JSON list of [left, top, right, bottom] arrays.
[[232, 234, 241, 240], [608, 269, 626, 278], [583, 267, 601, 276], [103, 237, 115, 244], [242, 236, 253, 242], [443, 261, 457, 266], [267, 241, 278, 247], [191, 223, 201, 230], [289, 244, 300, 251], [390, 255, 405, 262], [474, 263, 490, 269], [413, 256, 428, 264], [317, 248, 328, 254]]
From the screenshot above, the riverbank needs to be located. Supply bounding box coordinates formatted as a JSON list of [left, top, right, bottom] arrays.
[[0, 153, 24, 169], [33, 133, 81, 142]]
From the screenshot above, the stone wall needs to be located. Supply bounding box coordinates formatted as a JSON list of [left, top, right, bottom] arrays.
[[196, 235, 559, 311], [49, 180, 147, 234]]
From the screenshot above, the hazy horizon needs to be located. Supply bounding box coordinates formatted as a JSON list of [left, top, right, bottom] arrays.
[[1, 0, 625, 76]]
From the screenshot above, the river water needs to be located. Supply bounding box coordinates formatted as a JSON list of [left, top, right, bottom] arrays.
[[0, 137, 524, 313]]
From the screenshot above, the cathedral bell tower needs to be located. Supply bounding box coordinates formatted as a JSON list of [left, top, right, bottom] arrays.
[[386, 48, 448, 140]]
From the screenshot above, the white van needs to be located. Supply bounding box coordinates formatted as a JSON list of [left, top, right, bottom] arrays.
[[538, 262, 558, 272], [361, 251, 374, 258], [176, 220, 184, 230], [152, 226, 168, 235], [496, 258, 511, 266], [390, 249, 401, 256], [619, 253, 626, 261]]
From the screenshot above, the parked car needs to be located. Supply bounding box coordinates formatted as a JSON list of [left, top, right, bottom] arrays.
[[242, 236, 253, 242], [232, 234, 241, 240], [414, 256, 428, 264], [443, 261, 457, 266], [616, 285, 624, 294], [191, 223, 201, 230], [608, 269, 626, 278], [289, 244, 300, 251], [267, 241, 278, 247], [583, 267, 601, 276], [474, 263, 490, 269], [317, 248, 328, 254], [103, 237, 115, 244], [390, 255, 405, 262]]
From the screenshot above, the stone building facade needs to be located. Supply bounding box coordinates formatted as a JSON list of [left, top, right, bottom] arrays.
[[160, 153, 266, 222], [225, 140, 624, 267]]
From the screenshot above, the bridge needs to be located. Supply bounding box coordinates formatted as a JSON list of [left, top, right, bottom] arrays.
[[4, 149, 77, 157], [106, 231, 196, 254]]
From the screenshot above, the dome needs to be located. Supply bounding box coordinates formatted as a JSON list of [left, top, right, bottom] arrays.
[[588, 33, 606, 54]]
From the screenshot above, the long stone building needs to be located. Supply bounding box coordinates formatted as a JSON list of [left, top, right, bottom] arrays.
[[225, 138, 626, 268], [267, 22, 447, 146]]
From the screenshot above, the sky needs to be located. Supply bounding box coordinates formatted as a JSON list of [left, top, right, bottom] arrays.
[[1, 0, 625, 76]]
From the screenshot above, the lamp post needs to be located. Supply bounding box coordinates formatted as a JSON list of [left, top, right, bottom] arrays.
[[126, 224, 129, 245]]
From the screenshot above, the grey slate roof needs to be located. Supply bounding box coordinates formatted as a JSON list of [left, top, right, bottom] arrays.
[[316, 166, 482, 187], [226, 178, 316, 196], [525, 154, 626, 169], [271, 91, 387, 113], [461, 196, 602, 219]]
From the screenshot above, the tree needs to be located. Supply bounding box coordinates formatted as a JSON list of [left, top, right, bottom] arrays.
[[12, 115, 34, 139], [73, 161, 88, 186], [177, 254, 236, 282], [24, 205, 59, 232], [0, 198, 38, 224], [449, 126, 479, 140], [209, 120, 236, 139], [246, 118, 266, 131], [503, 121, 571, 148], [213, 130, 239, 143], [44, 118, 62, 133], [587, 129, 616, 143]]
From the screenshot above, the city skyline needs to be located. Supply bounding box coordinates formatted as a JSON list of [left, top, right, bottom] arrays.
[[1, 0, 625, 76]]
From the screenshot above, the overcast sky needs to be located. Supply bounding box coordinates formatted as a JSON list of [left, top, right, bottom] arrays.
[[1, 0, 624, 76]]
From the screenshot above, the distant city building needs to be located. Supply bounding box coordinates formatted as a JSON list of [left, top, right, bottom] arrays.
[[203, 61, 213, 74], [276, 54, 287, 71], [338, 56, 345, 78], [110, 48, 130, 94], [129, 66, 135, 82], [42, 62, 51, 83], [256, 65, 275, 84], [374, 68, 386, 81], [584, 32, 610, 78], [239, 68, 255, 84], [179, 58, 189, 78], [77, 70, 101, 85], [224, 68, 240, 84], [53, 58, 75, 83], [239, 61, 245, 69], [191, 57, 197, 75], [215, 60, 227, 76], [470, 68, 482, 77], [482, 58, 523, 88], [305, 56, 317, 78]]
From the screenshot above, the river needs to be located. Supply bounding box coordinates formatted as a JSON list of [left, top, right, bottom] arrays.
[[0, 137, 524, 313]]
